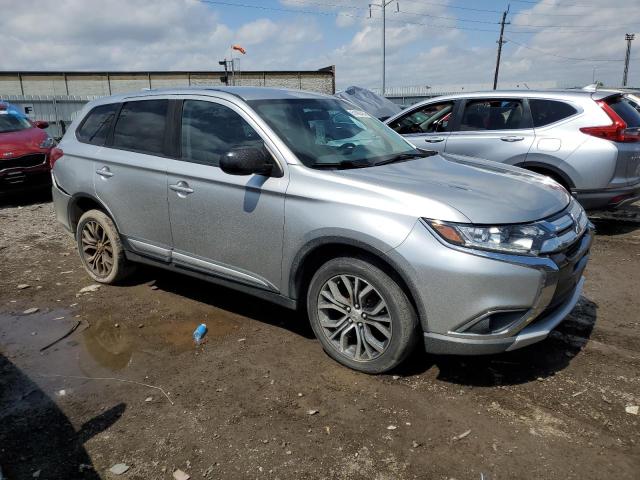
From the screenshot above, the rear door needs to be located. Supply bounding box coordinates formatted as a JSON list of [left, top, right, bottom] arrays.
[[386, 100, 456, 153], [445, 97, 535, 165], [93, 98, 172, 261], [605, 94, 640, 185]]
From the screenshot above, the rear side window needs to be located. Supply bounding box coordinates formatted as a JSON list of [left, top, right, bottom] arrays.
[[388, 101, 454, 134], [459, 99, 529, 131], [112, 100, 168, 155], [529, 99, 577, 127], [181, 100, 262, 166], [605, 95, 640, 128], [76, 103, 119, 145]]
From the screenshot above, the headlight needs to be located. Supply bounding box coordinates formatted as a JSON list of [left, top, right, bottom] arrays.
[[425, 219, 553, 256], [40, 136, 55, 149]]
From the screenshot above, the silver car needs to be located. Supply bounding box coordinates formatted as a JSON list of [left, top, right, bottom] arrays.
[[385, 90, 640, 210], [50, 87, 592, 373]]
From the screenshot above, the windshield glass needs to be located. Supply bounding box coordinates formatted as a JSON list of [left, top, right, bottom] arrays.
[[0, 109, 32, 133], [248, 98, 422, 169]]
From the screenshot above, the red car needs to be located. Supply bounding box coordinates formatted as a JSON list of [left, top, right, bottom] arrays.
[[0, 101, 54, 195]]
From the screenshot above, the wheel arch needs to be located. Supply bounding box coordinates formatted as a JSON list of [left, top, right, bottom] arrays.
[[515, 161, 576, 191], [68, 193, 120, 234], [289, 237, 424, 324]]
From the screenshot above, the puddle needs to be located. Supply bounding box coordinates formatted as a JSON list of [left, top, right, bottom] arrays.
[[0, 306, 239, 376]]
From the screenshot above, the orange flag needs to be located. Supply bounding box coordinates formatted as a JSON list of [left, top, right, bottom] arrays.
[[232, 45, 246, 55]]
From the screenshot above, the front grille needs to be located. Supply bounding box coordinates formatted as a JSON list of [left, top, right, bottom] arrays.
[[0, 154, 47, 172], [548, 229, 590, 310]]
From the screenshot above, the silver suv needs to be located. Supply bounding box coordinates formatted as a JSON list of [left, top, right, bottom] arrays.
[[51, 87, 592, 373], [385, 90, 640, 210]]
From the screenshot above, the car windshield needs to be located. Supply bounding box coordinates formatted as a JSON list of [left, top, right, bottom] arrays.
[[248, 98, 424, 169], [0, 109, 32, 133]]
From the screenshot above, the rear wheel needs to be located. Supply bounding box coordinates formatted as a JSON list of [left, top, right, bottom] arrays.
[[76, 209, 132, 284], [307, 257, 418, 374]]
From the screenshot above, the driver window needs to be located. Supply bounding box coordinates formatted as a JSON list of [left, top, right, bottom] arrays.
[[388, 101, 454, 135], [181, 100, 263, 166]]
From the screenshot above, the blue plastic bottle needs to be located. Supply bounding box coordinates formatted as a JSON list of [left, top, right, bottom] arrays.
[[193, 323, 207, 344]]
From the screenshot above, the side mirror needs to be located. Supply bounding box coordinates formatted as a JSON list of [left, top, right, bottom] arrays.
[[34, 120, 49, 129], [220, 147, 276, 176]]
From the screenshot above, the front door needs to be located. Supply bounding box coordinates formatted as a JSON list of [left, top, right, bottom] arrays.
[[167, 97, 288, 292], [445, 98, 535, 165], [386, 100, 456, 153]]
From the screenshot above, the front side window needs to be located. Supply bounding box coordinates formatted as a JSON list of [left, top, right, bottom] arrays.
[[248, 98, 421, 169], [0, 109, 32, 133], [529, 99, 577, 127], [388, 101, 454, 135], [77, 103, 119, 145], [112, 100, 168, 155], [459, 99, 528, 131], [181, 100, 263, 166]]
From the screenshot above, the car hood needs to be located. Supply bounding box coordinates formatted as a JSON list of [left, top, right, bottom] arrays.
[[0, 127, 47, 157], [337, 153, 571, 224]]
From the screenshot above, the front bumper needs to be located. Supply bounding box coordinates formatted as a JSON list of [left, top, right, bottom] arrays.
[[0, 153, 51, 194], [389, 216, 592, 356], [423, 276, 584, 355]]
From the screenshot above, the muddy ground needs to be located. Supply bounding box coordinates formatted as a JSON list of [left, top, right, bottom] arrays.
[[0, 192, 639, 480]]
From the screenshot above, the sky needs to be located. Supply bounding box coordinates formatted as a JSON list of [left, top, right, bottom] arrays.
[[1, 0, 639, 91]]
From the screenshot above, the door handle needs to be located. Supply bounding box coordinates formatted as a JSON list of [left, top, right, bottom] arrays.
[[424, 137, 445, 143], [96, 167, 113, 178], [169, 181, 194, 196], [500, 136, 525, 142]]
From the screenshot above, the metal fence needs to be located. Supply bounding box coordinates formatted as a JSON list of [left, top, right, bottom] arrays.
[[1, 95, 97, 139]]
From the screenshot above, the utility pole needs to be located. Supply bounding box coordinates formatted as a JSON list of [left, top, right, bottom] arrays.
[[493, 4, 510, 90], [623, 33, 635, 87], [369, 1, 398, 96]]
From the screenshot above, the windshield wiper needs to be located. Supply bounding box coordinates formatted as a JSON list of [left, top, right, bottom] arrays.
[[310, 159, 373, 170], [373, 150, 436, 166]]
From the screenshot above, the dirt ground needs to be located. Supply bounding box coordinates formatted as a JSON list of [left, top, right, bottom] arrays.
[[1, 192, 639, 480]]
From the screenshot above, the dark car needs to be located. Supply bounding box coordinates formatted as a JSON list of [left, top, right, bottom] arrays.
[[0, 101, 54, 195]]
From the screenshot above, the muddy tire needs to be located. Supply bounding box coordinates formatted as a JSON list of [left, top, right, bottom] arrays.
[[76, 209, 132, 284], [307, 256, 418, 374]]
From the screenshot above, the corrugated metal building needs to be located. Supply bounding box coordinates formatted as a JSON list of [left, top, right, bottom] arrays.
[[0, 67, 335, 138], [0, 68, 335, 97]]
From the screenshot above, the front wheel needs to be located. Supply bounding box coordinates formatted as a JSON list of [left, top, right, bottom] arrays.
[[306, 257, 418, 374]]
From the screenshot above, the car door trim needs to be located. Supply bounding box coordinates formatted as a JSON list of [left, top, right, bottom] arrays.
[[126, 237, 172, 262], [172, 251, 278, 291]]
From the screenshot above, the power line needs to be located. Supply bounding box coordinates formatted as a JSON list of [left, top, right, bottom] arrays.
[[199, 0, 633, 37], [280, 0, 638, 32], [505, 37, 638, 62], [509, 0, 597, 7], [199, 0, 506, 33]]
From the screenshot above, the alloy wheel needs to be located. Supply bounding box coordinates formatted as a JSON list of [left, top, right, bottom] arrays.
[[81, 220, 114, 277], [317, 275, 392, 362]]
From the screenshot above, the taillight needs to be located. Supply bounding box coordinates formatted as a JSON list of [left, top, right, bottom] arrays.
[[580, 100, 640, 143], [49, 147, 64, 168]]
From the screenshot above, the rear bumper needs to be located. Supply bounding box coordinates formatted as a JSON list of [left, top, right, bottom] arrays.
[[52, 177, 74, 234], [424, 276, 585, 355], [576, 182, 640, 210]]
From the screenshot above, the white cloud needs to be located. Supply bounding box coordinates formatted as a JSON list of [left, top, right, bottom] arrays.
[[237, 19, 279, 46], [0, 0, 322, 72]]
